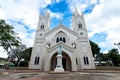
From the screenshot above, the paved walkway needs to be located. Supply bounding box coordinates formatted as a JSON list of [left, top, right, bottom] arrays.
[[0, 70, 120, 80], [1, 69, 120, 73]]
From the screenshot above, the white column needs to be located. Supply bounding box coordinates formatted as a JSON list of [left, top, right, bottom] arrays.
[[54, 54, 64, 72]]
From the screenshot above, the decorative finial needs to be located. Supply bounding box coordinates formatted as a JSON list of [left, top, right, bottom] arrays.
[[59, 20, 62, 25], [81, 11, 84, 16], [75, 5, 77, 12]]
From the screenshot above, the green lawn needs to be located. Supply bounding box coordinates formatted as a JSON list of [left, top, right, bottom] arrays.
[[96, 66, 120, 70]]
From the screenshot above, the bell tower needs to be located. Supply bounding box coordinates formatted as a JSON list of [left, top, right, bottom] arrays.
[[72, 8, 95, 69], [37, 11, 50, 38], [29, 11, 50, 70], [72, 8, 87, 37]]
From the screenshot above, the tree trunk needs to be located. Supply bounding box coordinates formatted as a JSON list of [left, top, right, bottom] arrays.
[[17, 58, 21, 67]]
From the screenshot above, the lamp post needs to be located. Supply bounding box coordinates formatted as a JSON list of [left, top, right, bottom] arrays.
[[114, 42, 120, 51]]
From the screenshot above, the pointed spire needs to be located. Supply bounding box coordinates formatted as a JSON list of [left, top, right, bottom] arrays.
[[75, 6, 79, 15], [39, 13, 41, 19], [81, 11, 84, 16], [74, 6, 83, 16], [75, 5, 78, 13], [45, 10, 49, 18]]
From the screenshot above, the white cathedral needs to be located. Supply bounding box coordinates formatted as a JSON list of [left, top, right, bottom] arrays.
[[29, 9, 95, 71]]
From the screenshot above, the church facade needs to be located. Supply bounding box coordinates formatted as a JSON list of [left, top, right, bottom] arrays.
[[29, 9, 95, 71]]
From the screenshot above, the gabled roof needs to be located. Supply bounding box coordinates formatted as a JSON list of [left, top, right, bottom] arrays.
[[47, 41, 74, 52], [45, 24, 78, 37]]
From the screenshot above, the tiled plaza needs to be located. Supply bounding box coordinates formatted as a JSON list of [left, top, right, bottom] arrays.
[[0, 70, 120, 80]]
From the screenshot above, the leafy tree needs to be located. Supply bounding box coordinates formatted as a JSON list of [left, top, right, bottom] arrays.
[[8, 45, 26, 66], [16, 47, 32, 67], [0, 19, 21, 52], [101, 53, 109, 61], [89, 40, 100, 57], [108, 48, 120, 66], [19, 47, 32, 67], [22, 47, 32, 62], [90, 40, 102, 65]]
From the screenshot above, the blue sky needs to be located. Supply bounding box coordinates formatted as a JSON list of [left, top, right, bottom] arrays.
[[0, 0, 120, 58], [46, 0, 72, 29]]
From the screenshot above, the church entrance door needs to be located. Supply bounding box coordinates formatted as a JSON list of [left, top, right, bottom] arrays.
[[62, 58, 66, 70], [50, 52, 71, 71]]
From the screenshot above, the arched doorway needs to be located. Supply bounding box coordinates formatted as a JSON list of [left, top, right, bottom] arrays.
[[50, 52, 71, 71]]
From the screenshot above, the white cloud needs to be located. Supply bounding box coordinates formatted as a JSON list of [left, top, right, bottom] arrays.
[[0, 0, 53, 29], [66, 0, 120, 52], [0, 0, 52, 58], [0, 8, 6, 19], [47, 9, 63, 19], [90, 0, 98, 4], [0, 0, 39, 30], [1, 0, 120, 58], [0, 2, 63, 58], [85, 0, 120, 52], [0, 47, 8, 58], [67, 0, 98, 13], [13, 23, 35, 47]]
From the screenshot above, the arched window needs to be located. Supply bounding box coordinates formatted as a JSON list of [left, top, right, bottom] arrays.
[[83, 56, 89, 65], [78, 24, 82, 28], [37, 57, 39, 64], [34, 57, 37, 64], [86, 57, 89, 64], [42, 25, 44, 29], [56, 37, 59, 43], [76, 58, 78, 65], [34, 56, 39, 65], [83, 57, 86, 64], [55, 31, 67, 43], [41, 25, 42, 29], [41, 25, 44, 29], [63, 37, 66, 43], [60, 37, 62, 41]]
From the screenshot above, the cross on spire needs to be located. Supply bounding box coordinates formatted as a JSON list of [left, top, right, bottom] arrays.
[[59, 20, 62, 25]]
